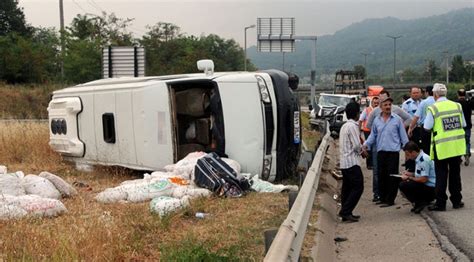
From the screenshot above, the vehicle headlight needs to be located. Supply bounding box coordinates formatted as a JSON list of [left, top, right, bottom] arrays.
[[255, 76, 271, 104]]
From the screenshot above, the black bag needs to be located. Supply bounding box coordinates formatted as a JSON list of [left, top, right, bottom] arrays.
[[194, 153, 251, 197]]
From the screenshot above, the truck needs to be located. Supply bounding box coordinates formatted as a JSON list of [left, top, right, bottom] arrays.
[[47, 60, 301, 182]]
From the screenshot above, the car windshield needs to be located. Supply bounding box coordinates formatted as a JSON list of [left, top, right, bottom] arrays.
[[318, 95, 353, 107]]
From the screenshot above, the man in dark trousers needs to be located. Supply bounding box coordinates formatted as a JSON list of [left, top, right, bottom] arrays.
[[424, 83, 466, 211], [456, 88, 473, 166], [363, 96, 409, 207], [399, 141, 436, 214], [338, 101, 366, 222]]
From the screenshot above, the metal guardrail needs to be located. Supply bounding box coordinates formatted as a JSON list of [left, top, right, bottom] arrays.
[[264, 122, 331, 261]]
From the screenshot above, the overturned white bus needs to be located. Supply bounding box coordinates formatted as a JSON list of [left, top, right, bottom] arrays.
[[48, 60, 301, 181]]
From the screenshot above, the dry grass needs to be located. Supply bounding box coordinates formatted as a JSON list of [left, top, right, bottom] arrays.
[[0, 84, 60, 119], [301, 111, 321, 152], [0, 122, 289, 260]]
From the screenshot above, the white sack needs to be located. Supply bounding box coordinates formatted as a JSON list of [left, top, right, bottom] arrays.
[[95, 188, 128, 203], [222, 158, 241, 174], [39, 171, 77, 198], [126, 179, 175, 203], [164, 151, 206, 179], [0, 172, 26, 196], [2, 194, 67, 217], [0, 203, 28, 220], [23, 175, 61, 200], [149, 196, 190, 217], [171, 186, 211, 199]]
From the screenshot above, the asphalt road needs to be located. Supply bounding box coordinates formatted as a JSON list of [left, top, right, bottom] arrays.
[[425, 126, 474, 259]]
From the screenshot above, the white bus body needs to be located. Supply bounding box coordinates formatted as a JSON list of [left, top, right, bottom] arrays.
[[48, 66, 300, 181]]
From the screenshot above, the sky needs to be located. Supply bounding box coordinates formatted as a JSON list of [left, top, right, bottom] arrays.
[[18, 0, 474, 46]]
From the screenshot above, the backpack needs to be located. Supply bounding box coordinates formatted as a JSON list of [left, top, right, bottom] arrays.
[[194, 153, 252, 197]]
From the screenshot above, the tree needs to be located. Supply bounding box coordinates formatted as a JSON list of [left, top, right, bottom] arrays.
[[353, 65, 366, 78], [63, 12, 135, 83], [68, 12, 134, 46], [400, 68, 421, 83], [0, 0, 32, 36], [423, 59, 439, 83], [0, 29, 60, 83], [450, 55, 468, 83], [141, 23, 251, 76]]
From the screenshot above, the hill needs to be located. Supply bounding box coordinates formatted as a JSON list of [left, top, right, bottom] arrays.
[[247, 8, 474, 78]]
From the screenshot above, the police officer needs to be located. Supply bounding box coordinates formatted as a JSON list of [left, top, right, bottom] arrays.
[[424, 83, 466, 211]]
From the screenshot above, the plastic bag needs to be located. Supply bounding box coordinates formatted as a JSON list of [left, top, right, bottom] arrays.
[[243, 174, 299, 193]]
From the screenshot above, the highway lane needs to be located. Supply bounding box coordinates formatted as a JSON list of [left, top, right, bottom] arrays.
[[425, 123, 474, 259]]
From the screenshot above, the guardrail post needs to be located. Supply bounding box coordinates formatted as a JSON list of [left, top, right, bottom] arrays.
[[289, 191, 298, 211], [264, 228, 278, 254]]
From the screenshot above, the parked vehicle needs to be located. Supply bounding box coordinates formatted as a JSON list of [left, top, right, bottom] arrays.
[[47, 60, 301, 181], [310, 93, 360, 136]]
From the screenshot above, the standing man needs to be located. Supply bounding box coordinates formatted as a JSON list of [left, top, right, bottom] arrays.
[[359, 96, 380, 170], [364, 97, 409, 207], [425, 83, 466, 211], [408, 86, 435, 155], [403, 87, 423, 144], [402, 87, 422, 118], [339, 102, 365, 222], [456, 88, 473, 166], [399, 141, 436, 214], [366, 91, 411, 203]]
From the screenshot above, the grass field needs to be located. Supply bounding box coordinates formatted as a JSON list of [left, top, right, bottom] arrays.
[[0, 122, 292, 260], [0, 86, 321, 260]]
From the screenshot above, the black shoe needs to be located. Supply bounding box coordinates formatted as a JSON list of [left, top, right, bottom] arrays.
[[379, 203, 395, 208], [372, 196, 381, 202], [428, 204, 446, 211], [453, 202, 465, 209], [351, 214, 361, 219], [413, 204, 428, 214], [340, 215, 359, 222]]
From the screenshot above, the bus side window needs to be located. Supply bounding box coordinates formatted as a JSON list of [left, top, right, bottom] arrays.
[[102, 113, 116, 143]]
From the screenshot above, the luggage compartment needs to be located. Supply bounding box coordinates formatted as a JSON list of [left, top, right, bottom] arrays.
[[168, 80, 225, 161]]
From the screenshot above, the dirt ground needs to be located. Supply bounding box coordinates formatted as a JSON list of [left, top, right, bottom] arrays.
[[322, 139, 451, 261]]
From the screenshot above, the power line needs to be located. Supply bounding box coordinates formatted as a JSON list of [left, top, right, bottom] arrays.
[[71, 0, 90, 14], [86, 0, 102, 13]]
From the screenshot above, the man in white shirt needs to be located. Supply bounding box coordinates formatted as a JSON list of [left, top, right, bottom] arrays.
[[339, 101, 366, 222]]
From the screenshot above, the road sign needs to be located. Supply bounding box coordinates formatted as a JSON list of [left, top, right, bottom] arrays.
[[257, 18, 295, 52], [103, 46, 145, 78]]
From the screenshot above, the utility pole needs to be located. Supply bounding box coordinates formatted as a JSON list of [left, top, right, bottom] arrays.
[[443, 51, 449, 85], [282, 52, 285, 71], [386, 35, 403, 88], [59, 0, 65, 80], [361, 52, 370, 81], [244, 24, 256, 71]]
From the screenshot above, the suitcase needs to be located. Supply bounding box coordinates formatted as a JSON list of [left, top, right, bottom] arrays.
[[194, 152, 251, 197]]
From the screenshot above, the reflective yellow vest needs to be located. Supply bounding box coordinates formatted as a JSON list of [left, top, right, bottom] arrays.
[[427, 100, 466, 160]]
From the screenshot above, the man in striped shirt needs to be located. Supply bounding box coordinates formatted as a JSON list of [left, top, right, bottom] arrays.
[[339, 101, 365, 222]]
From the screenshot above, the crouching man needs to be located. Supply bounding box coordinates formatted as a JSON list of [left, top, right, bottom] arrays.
[[399, 141, 436, 213]]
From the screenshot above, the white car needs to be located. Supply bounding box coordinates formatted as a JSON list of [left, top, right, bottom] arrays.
[[310, 93, 360, 134]]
